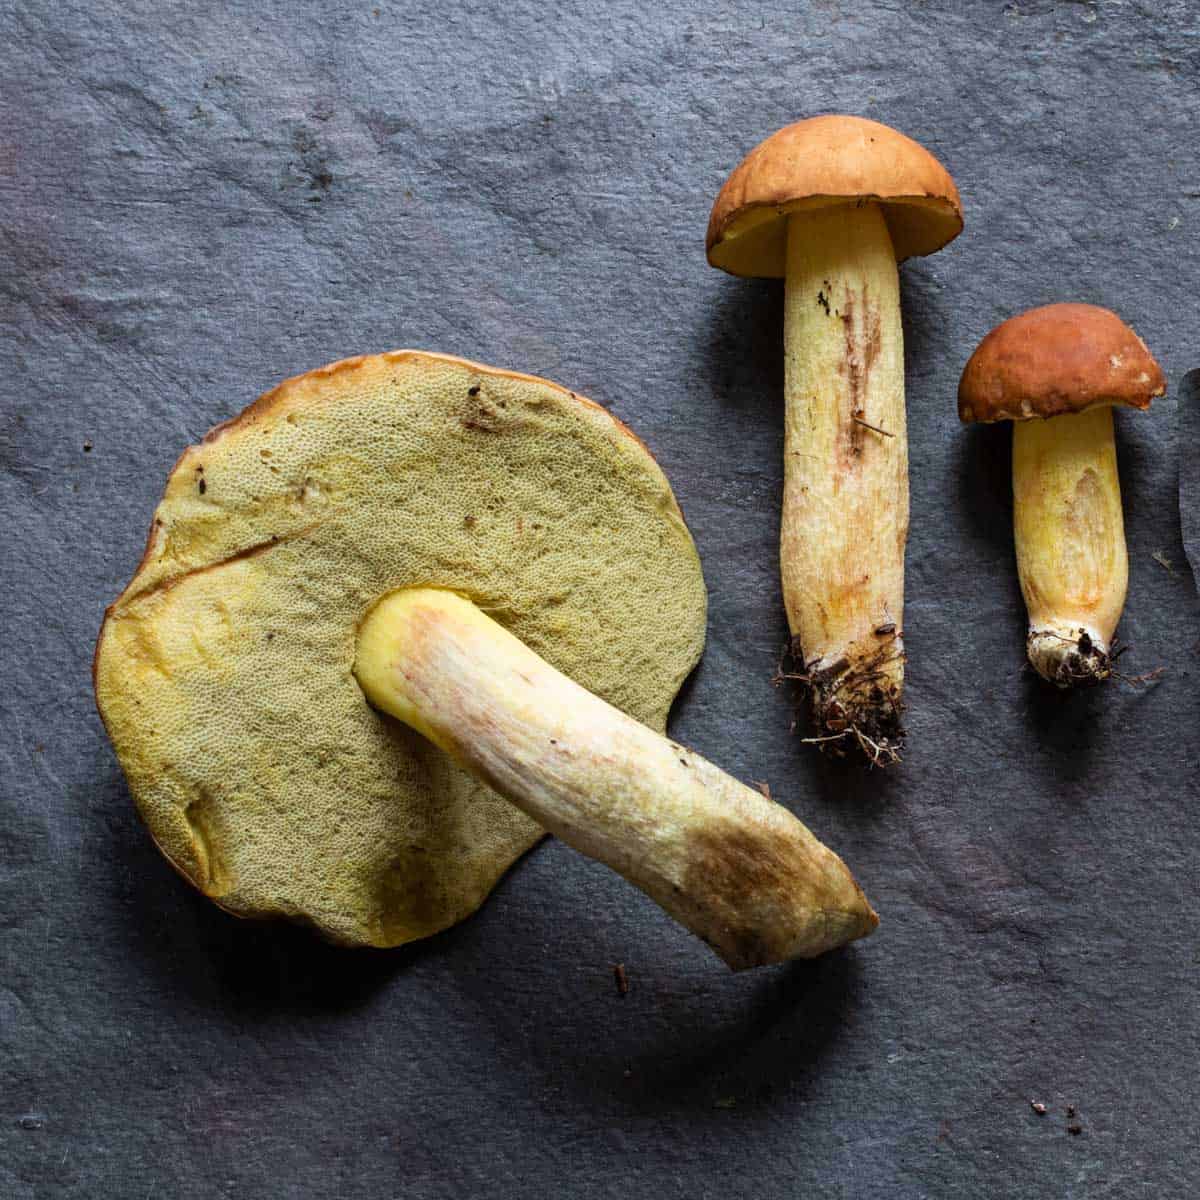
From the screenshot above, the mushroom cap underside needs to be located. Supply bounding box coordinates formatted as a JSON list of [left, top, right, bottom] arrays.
[[958, 303, 1165, 424], [706, 114, 962, 277], [94, 351, 708, 947]]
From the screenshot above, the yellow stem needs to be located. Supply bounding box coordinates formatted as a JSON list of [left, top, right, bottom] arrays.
[[782, 203, 907, 755], [354, 587, 878, 968], [1013, 406, 1127, 686]]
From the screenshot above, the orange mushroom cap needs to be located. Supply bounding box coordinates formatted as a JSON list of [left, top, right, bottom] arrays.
[[706, 114, 962, 278], [958, 303, 1165, 424]]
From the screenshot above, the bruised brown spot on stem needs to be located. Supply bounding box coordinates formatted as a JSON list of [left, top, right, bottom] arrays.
[[836, 288, 883, 473], [681, 821, 814, 968], [681, 819, 876, 968]]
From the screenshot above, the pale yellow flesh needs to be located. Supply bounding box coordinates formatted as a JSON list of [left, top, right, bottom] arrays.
[[1013, 406, 1127, 684], [356, 588, 879, 970], [782, 204, 907, 747]]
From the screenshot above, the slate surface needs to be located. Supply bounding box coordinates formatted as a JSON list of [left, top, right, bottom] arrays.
[[3, 2, 1199, 1197]]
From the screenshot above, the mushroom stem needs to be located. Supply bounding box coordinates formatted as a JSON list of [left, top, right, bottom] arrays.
[[355, 588, 878, 969], [782, 203, 907, 761], [1013, 405, 1127, 687]]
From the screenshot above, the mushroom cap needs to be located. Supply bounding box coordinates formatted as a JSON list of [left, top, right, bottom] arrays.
[[706, 114, 963, 278], [94, 351, 708, 947], [958, 303, 1166, 424]]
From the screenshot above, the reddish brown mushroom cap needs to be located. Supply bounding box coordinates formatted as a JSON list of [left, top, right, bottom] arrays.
[[706, 114, 963, 278], [958, 303, 1166, 424]]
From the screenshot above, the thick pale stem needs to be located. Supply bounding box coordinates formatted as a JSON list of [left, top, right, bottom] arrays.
[[355, 588, 878, 969], [782, 203, 907, 761], [1013, 406, 1127, 687]]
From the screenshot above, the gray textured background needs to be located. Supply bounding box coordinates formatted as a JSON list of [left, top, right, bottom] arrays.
[[3, 2, 1199, 1197]]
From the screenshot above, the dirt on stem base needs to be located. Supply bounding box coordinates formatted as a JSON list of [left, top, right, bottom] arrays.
[[1027, 628, 1113, 689], [782, 635, 905, 767]]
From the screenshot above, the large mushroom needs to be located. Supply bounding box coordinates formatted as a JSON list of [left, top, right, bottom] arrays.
[[707, 115, 962, 764], [95, 351, 877, 969], [958, 303, 1164, 687]]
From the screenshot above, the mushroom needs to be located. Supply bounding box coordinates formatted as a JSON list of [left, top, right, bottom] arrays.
[[958, 303, 1165, 687], [707, 115, 962, 764], [95, 350, 877, 969]]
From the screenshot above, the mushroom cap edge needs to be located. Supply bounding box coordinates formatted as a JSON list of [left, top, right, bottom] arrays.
[[706, 114, 963, 278], [958, 303, 1165, 424]]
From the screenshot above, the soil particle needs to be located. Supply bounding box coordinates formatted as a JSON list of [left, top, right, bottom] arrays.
[[613, 963, 629, 996]]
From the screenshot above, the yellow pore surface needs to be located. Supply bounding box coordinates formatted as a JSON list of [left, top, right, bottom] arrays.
[[1012, 405, 1127, 642], [94, 352, 707, 947]]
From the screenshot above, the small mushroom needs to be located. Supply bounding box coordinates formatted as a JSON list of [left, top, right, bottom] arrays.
[[958, 303, 1165, 686], [707, 115, 962, 763], [95, 351, 877, 968]]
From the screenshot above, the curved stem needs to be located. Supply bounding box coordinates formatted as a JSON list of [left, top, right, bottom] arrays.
[[355, 588, 878, 969], [782, 203, 908, 761]]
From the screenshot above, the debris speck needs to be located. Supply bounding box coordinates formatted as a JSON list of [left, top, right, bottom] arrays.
[[613, 962, 629, 997], [754, 781, 772, 801], [851, 410, 894, 438], [1151, 549, 1176, 575], [1168, 215, 1180, 231]]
